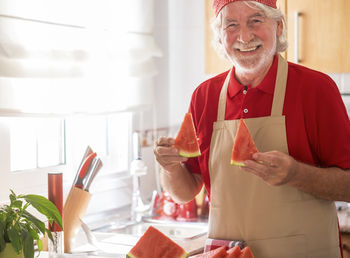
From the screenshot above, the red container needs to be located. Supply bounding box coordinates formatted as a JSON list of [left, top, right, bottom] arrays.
[[176, 199, 198, 222], [48, 172, 63, 232]]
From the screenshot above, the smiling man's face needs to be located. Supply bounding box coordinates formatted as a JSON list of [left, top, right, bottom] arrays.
[[220, 1, 282, 73]]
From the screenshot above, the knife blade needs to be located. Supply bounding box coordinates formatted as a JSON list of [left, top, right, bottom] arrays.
[[84, 158, 103, 191], [74, 152, 97, 189], [72, 146, 93, 187]]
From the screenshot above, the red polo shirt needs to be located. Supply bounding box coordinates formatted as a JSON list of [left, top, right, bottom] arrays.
[[185, 55, 350, 198]]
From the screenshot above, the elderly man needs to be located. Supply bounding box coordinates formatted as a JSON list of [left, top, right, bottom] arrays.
[[154, 0, 350, 257]]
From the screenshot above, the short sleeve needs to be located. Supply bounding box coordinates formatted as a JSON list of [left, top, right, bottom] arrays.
[[305, 74, 350, 169]]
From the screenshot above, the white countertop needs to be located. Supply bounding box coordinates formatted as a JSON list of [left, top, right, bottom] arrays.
[[37, 253, 124, 258], [39, 227, 206, 257]]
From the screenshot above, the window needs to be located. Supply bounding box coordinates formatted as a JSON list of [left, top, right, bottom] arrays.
[[0, 0, 161, 212], [65, 112, 132, 178], [0, 112, 132, 203], [9, 117, 65, 171]]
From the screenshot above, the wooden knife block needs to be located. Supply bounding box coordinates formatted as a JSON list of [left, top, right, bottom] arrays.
[[63, 186, 91, 253]]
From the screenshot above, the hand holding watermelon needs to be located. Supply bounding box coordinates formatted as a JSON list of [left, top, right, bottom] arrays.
[[154, 113, 203, 203], [154, 136, 189, 172], [232, 119, 299, 187], [241, 150, 299, 186], [154, 113, 201, 171]]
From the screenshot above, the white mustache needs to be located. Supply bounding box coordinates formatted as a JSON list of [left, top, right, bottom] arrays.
[[233, 40, 263, 50]]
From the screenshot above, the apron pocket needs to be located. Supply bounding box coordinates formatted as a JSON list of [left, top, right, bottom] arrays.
[[247, 234, 306, 258]]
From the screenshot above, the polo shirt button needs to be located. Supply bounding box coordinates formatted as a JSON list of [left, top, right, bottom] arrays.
[[243, 108, 248, 114], [243, 90, 247, 94]]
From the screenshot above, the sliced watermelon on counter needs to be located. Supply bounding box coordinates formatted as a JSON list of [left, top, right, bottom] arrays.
[[191, 246, 227, 258], [191, 245, 254, 258], [239, 246, 254, 258], [231, 119, 258, 166], [226, 245, 242, 258], [174, 113, 201, 158], [127, 226, 188, 258]]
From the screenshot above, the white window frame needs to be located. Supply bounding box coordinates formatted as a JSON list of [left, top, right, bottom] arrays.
[[0, 112, 134, 212]]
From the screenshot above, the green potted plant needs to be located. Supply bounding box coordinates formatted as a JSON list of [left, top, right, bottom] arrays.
[[0, 190, 63, 258]]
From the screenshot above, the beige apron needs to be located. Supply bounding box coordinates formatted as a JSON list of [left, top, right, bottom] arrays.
[[208, 55, 340, 258]]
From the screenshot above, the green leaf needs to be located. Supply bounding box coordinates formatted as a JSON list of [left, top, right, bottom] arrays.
[[0, 212, 5, 222], [9, 191, 16, 205], [46, 229, 53, 242], [21, 211, 46, 235], [12, 200, 23, 209], [36, 239, 43, 252], [27, 226, 39, 241], [23, 194, 63, 229], [8, 225, 22, 254], [22, 229, 34, 258], [23, 203, 30, 211], [0, 220, 6, 252]]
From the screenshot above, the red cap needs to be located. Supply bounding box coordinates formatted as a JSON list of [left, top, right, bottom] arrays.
[[213, 0, 277, 16]]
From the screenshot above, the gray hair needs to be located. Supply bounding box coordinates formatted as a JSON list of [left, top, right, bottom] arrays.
[[210, 1, 288, 60]]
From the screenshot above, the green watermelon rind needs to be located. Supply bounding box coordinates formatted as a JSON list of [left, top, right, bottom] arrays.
[[178, 150, 201, 158], [230, 160, 246, 166]]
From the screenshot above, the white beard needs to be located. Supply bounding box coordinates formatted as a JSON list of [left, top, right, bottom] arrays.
[[225, 37, 277, 76]]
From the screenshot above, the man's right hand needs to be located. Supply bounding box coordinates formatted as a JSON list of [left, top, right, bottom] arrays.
[[153, 137, 188, 173]]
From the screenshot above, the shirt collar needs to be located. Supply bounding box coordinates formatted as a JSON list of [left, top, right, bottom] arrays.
[[227, 55, 279, 98]]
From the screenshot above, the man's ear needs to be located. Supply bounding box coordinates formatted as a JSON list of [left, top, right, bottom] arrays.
[[276, 19, 283, 37]]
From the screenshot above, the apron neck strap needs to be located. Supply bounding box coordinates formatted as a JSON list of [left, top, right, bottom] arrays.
[[216, 54, 288, 121], [217, 69, 233, 121], [271, 55, 288, 116]]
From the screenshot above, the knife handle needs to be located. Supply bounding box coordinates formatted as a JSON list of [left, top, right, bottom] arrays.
[[74, 152, 97, 188]]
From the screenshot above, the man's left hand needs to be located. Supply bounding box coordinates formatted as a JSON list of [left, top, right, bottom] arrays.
[[241, 151, 299, 186]]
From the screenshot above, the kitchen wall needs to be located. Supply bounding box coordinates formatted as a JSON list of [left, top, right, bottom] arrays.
[[154, 0, 209, 130]]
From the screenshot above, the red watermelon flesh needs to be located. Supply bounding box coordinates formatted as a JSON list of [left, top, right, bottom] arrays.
[[226, 245, 242, 258], [174, 113, 201, 157], [127, 226, 188, 258], [231, 119, 258, 166], [239, 247, 254, 258], [191, 246, 227, 258]]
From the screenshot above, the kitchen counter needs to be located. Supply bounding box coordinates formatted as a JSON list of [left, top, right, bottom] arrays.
[[47, 216, 207, 257], [36, 253, 121, 258], [37, 207, 349, 257]]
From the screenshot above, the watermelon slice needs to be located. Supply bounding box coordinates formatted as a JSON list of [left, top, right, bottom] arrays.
[[192, 245, 254, 258], [226, 245, 242, 258], [231, 119, 258, 166], [191, 246, 227, 258], [239, 247, 254, 258], [127, 226, 188, 258], [174, 113, 201, 157]]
